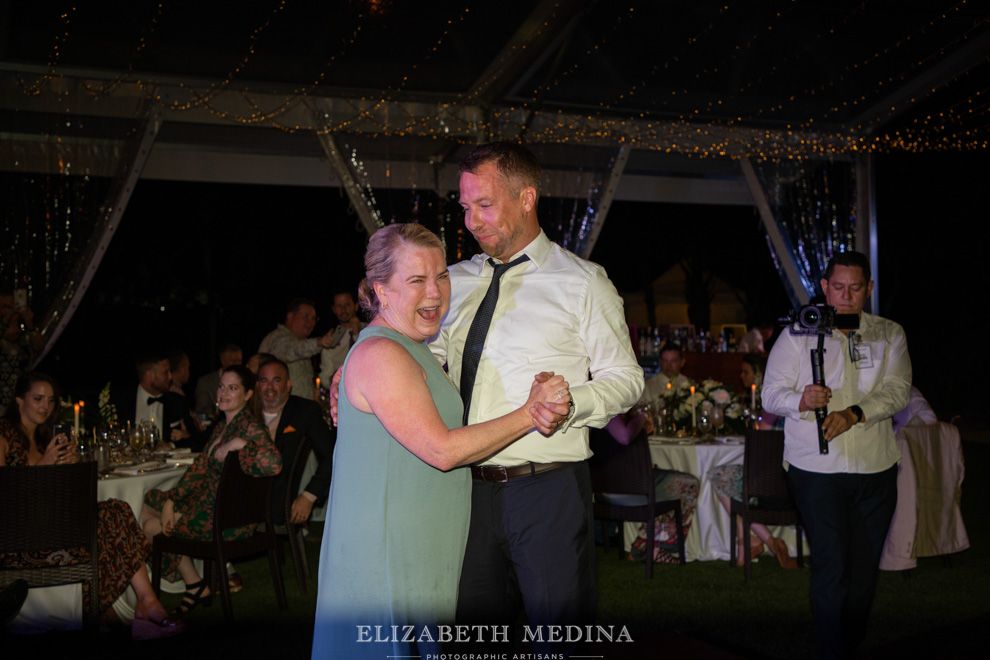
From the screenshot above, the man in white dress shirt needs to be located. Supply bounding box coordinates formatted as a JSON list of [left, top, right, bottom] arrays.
[[763, 251, 911, 659], [434, 141, 643, 652], [318, 290, 367, 386]]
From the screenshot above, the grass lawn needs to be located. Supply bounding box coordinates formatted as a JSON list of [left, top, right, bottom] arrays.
[[8, 436, 989, 659]]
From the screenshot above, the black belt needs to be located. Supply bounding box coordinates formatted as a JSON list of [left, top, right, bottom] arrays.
[[470, 461, 570, 483]]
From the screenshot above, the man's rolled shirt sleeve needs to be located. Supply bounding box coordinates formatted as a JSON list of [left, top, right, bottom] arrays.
[[565, 267, 643, 431]]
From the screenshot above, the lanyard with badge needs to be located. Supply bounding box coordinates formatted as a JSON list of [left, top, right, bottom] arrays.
[[847, 331, 874, 369]]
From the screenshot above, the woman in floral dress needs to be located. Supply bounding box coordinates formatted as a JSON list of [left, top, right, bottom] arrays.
[[143, 365, 282, 614], [0, 372, 184, 639]]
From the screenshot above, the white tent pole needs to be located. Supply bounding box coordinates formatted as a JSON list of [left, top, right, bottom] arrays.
[[855, 154, 878, 313], [580, 144, 629, 260], [740, 158, 810, 306]]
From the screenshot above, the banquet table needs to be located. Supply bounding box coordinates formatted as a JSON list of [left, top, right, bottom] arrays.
[[14, 463, 189, 632], [622, 436, 803, 562]]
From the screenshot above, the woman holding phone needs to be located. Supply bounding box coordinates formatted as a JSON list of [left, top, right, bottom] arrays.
[[0, 372, 185, 639]]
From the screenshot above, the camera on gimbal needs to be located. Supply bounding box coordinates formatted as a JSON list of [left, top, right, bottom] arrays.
[[779, 303, 859, 336]]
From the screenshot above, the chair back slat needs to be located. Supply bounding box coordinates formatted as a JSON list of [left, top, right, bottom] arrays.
[[213, 451, 274, 535], [0, 462, 97, 552], [588, 428, 653, 495], [742, 429, 792, 506], [0, 461, 100, 629]]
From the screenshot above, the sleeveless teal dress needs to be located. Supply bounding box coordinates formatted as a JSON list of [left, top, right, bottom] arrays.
[[312, 326, 470, 659]]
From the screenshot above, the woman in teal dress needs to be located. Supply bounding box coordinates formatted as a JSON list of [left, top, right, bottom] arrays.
[[143, 365, 282, 613], [311, 224, 570, 659]]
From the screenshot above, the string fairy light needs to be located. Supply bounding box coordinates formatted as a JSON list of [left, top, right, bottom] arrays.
[[10, 2, 990, 160]]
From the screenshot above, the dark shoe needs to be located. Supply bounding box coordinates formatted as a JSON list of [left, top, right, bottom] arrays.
[[1, 579, 28, 626], [133, 599, 186, 640], [172, 579, 214, 615], [228, 573, 244, 593], [772, 538, 798, 570]]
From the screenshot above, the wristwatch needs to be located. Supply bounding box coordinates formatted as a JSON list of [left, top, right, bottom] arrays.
[[848, 405, 864, 424]]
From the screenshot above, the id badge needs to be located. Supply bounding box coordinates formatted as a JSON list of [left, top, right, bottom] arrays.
[[853, 343, 874, 369]]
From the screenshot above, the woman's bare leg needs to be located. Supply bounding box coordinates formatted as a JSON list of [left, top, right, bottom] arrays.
[[142, 504, 163, 545]]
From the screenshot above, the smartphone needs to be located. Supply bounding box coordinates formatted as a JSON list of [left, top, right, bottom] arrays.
[[53, 423, 72, 443], [13, 288, 27, 310]]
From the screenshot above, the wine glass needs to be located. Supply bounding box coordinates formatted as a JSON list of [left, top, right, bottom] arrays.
[[697, 411, 713, 437], [147, 424, 163, 452], [711, 406, 725, 433], [107, 425, 124, 463], [130, 424, 147, 456]]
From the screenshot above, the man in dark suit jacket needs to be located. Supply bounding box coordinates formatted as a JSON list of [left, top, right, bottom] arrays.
[[114, 353, 206, 452], [257, 357, 334, 526]]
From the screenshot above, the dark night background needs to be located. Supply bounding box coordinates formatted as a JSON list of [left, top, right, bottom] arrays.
[[32, 150, 990, 425]]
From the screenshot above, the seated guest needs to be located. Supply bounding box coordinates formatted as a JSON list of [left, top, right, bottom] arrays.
[[641, 343, 693, 404], [891, 386, 937, 432], [738, 322, 774, 353], [256, 357, 334, 526], [142, 365, 282, 615], [601, 408, 699, 563], [0, 372, 184, 639], [707, 354, 796, 568], [0, 290, 46, 416], [115, 352, 202, 451], [167, 348, 192, 398], [194, 343, 242, 417], [245, 352, 276, 375]]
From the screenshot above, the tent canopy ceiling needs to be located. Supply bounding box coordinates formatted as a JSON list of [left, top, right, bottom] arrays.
[[1, 1, 988, 198]]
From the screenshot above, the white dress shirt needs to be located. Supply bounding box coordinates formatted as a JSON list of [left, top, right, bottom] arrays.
[[135, 384, 164, 437], [319, 322, 367, 384], [763, 312, 912, 474], [431, 231, 643, 466]]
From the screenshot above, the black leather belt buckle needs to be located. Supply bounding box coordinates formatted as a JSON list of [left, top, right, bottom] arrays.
[[488, 466, 509, 482]]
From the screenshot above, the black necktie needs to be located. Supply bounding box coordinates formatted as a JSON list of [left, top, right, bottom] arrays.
[[147, 396, 164, 405], [460, 254, 530, 425]]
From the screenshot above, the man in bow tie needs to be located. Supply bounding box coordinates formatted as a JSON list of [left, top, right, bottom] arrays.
[[115, 352, 202, 450]]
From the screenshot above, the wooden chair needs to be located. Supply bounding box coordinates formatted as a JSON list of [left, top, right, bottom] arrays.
[[273, 436, 313, 594], [151, 451, 287, 621], [730, 429, 805, 581], [588, 429, 685, 577], [0, 461, 100, 631]]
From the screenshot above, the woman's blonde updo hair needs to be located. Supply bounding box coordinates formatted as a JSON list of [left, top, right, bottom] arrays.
[[358, 223, 446, 317]]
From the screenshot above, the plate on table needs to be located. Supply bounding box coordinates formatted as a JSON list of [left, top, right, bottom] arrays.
[[113, 461, 169, 476], [649, 435, 697, 445]]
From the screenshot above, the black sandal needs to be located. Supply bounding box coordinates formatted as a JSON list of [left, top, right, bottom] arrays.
[[173, 579, 214, 615]]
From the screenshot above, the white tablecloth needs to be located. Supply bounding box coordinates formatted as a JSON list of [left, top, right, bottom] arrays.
[[14, 466, 188, 632], [622, 438, 744, 561], [622, 436, 803, 563]]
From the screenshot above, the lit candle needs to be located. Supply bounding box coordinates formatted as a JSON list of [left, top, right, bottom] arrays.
[[751, 384, 757, 410], [690, 385, 696, 429], [316, 377, 321, 390], [666, 381, 672, 395], [73, 403, 80, 437]]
